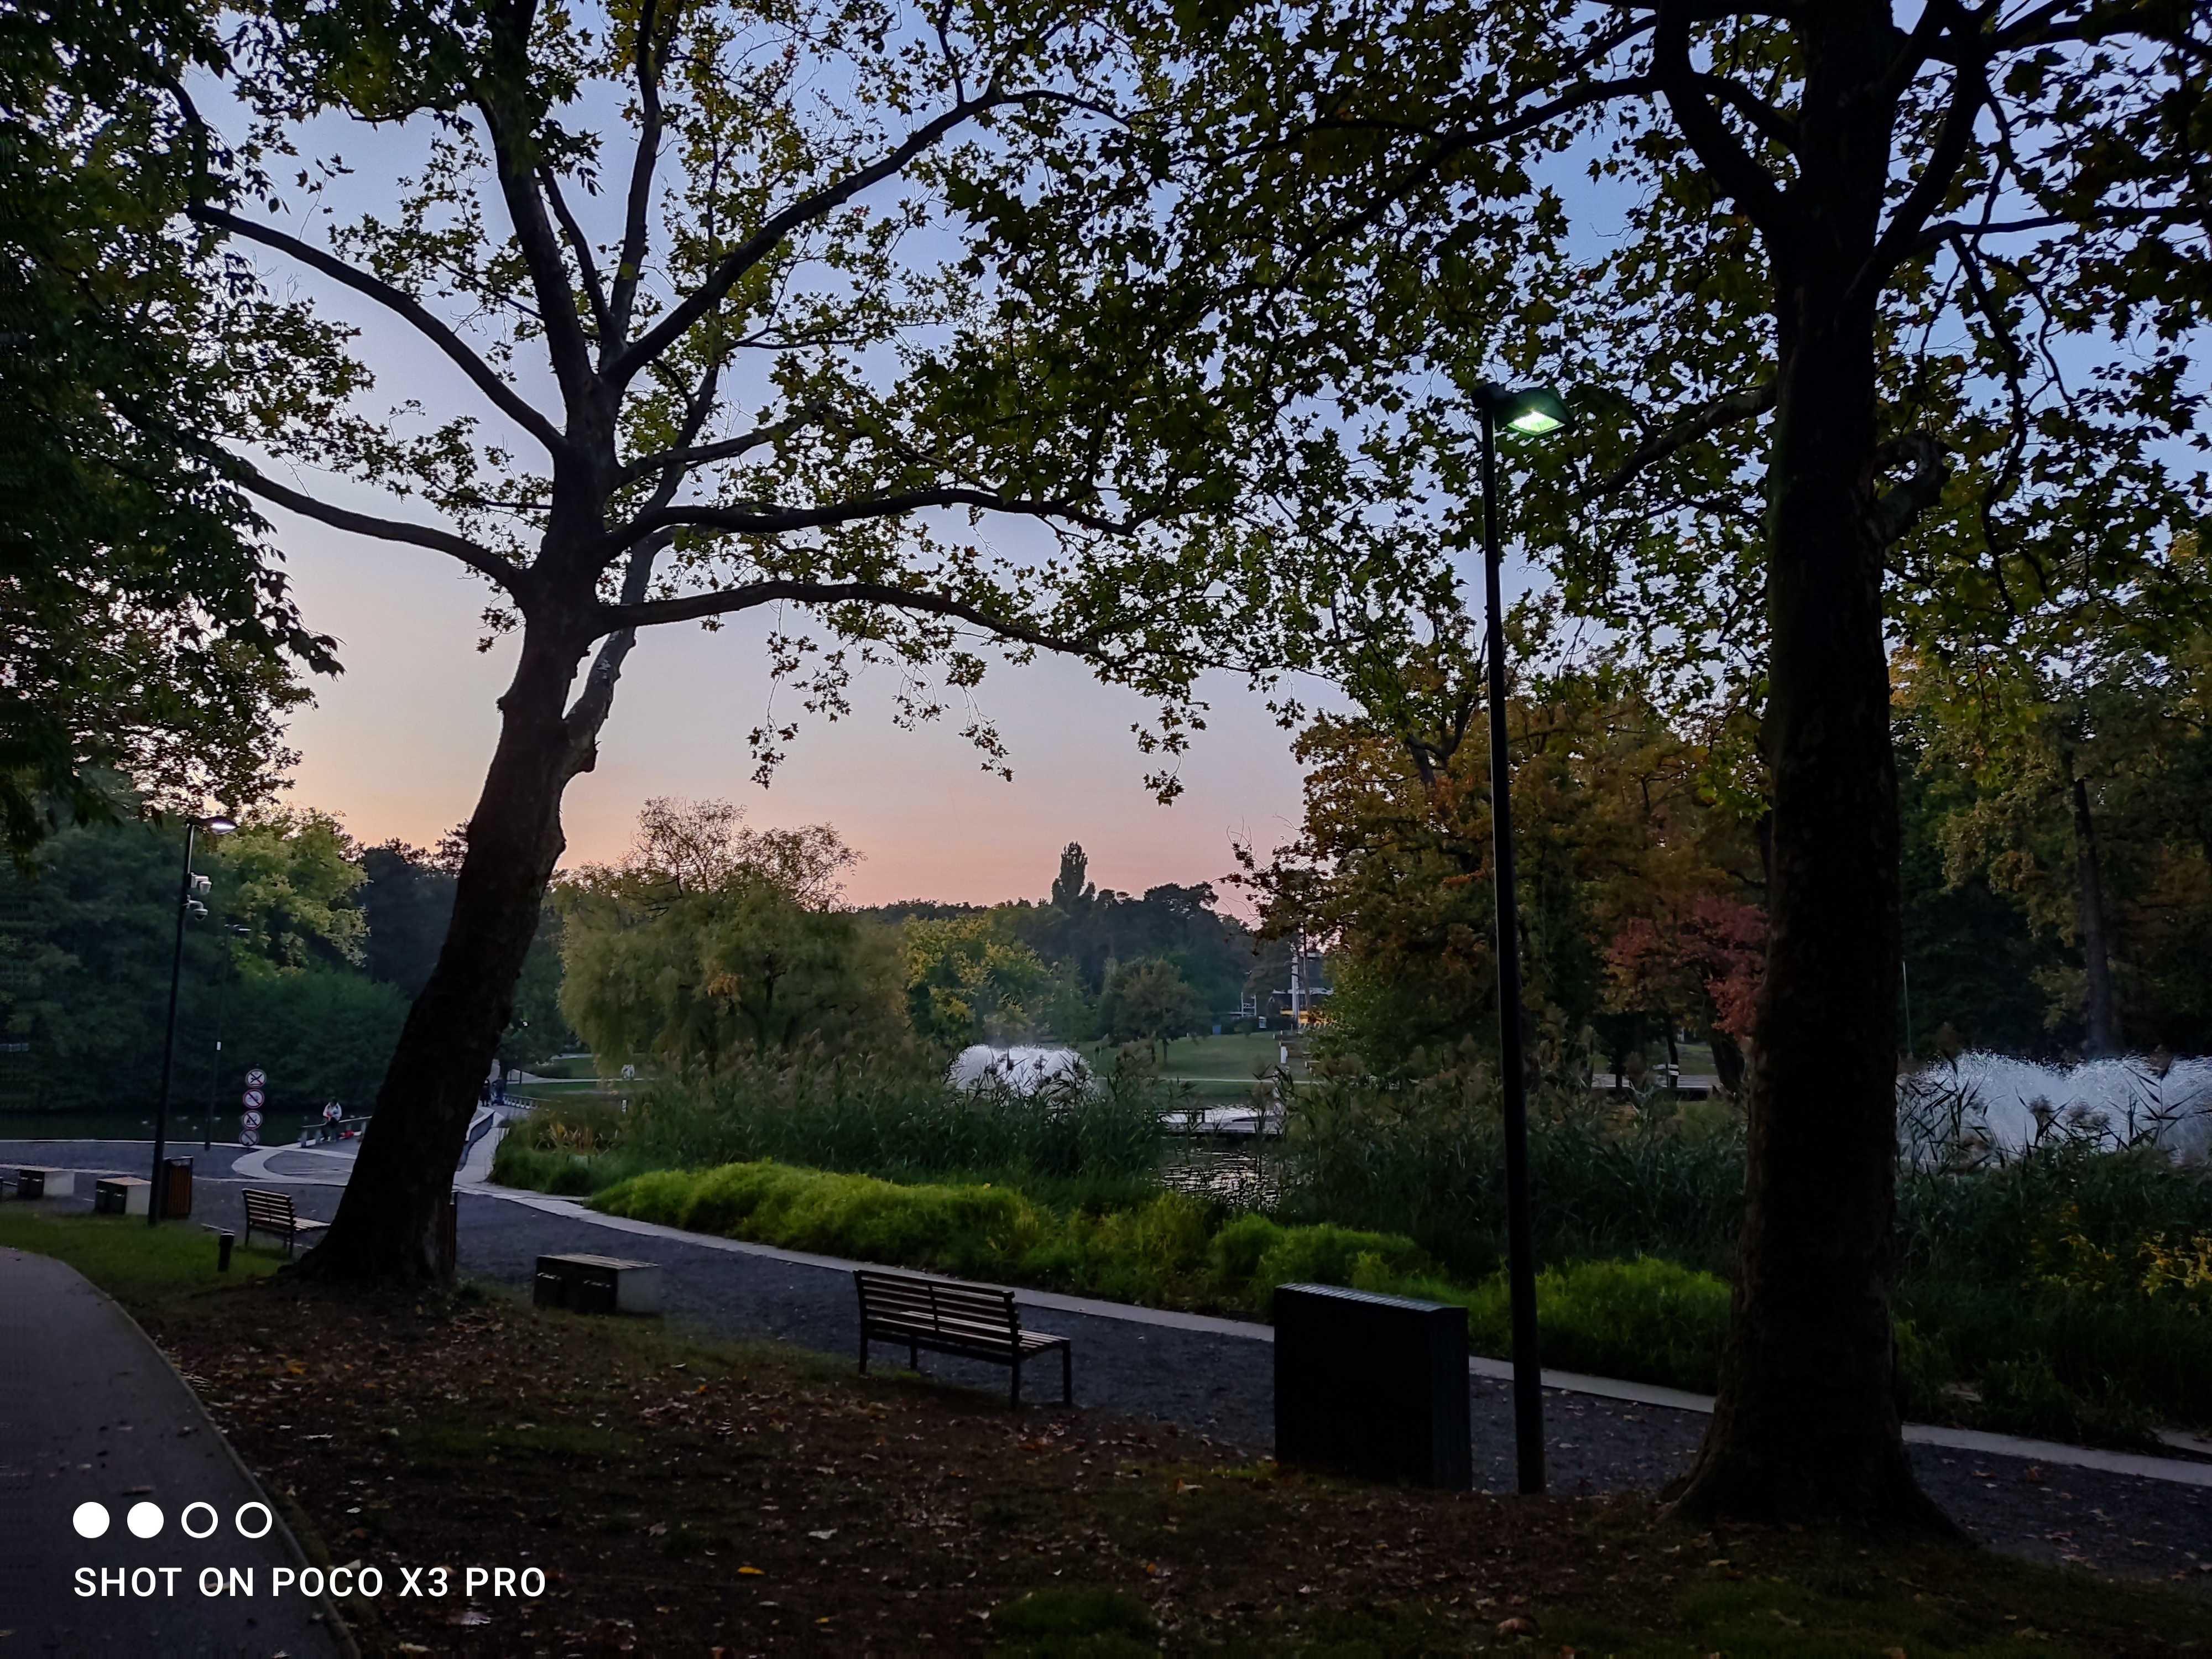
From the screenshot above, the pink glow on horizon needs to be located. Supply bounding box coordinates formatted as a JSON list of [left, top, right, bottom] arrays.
[[269, 509, 1310, 919]]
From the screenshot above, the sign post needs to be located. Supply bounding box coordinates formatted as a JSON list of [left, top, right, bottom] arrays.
[[240, 1070, 265, 1149]]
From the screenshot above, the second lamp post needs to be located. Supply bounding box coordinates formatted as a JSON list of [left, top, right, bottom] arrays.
[[1469, 381, 1569, 1495], [150, 812, 236, 1224]]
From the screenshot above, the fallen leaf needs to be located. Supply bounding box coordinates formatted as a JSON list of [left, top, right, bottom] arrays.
[[646, 1522, 668, 1537], [1498, 1615, 1539, 1637], [806, 1528, 836, 1541], [738, 1566, 764, 1577]]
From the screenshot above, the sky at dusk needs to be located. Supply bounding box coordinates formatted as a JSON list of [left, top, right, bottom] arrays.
[[218, 67, 1548, 918], [267, 501, 1325, 913]]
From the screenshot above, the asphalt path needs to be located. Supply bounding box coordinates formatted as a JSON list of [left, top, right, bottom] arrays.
[[0, 1246, 345, 1657], [4, 1138, 2209, 1592]]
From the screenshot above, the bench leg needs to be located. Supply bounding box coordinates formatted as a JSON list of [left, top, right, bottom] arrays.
[[1010, 1354, 1022, 1409], [858, 1334, 869, 1376], [909, 1341, 919, 1373], [1061, 1345, 1072, 1406]]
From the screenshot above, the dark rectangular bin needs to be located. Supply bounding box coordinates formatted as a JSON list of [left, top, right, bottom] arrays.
[[1274, 1283, 1472, 1489], [161, 1157, 193, 1218]]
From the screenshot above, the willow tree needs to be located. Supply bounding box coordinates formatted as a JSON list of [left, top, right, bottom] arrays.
[[1119, 0, 2208, 1522], [191, 0, 1286, 1281]]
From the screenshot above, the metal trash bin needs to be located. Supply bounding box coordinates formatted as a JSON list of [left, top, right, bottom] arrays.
[[161, 1157, 193, 1218], [1274, 1284, 1473, 1489]]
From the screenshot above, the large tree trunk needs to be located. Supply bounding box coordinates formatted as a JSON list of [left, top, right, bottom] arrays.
[[1670, 9, 1947, 1530], [294, 615, 593, 1282], [2065, 759, 2121, 1057]]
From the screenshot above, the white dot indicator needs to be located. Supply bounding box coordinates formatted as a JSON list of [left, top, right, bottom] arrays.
[[72, 1501, 110, 1539], [126, 1501, 164, 1539], [181, 1501, 218, 1540], [234, 1501, 273, 1540]]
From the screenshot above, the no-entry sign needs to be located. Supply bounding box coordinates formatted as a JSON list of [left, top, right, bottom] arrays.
[[244, 1068, 266, 1088]]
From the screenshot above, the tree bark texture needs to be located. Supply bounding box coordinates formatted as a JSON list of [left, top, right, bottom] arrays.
[[2067, 764, 2121, 1057], [1669, 7, 1948, 1530], [294, 614, 594, 1282]]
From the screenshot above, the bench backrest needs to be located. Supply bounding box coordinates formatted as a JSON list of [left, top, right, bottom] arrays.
[[855, 1270, 1020, 1345], [242, 1188, 296, 1228]]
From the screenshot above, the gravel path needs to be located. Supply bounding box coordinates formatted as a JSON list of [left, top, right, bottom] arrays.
[[7, 1139, 2209, 1592]]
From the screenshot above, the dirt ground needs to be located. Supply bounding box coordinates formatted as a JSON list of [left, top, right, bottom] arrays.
[[114, 1270, 2212, 1658]]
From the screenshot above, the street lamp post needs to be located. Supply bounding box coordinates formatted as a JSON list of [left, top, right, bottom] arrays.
[[1470, 382, 1569, 1494], [150, 814, 235, 1224], [204, 924, 248, 1150]]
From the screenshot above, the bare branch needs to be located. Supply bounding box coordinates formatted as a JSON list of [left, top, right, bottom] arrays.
[[189, 205, 568, 457]]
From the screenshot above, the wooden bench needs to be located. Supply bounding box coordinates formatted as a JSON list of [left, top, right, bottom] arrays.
[[854, 1269, 1071, 1407], [241, 1189, 327, 1258]]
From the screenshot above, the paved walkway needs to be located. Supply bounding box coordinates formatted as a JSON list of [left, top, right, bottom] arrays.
[[0, 1248, 345, 1657], [4, 1136, 2210, 1590]]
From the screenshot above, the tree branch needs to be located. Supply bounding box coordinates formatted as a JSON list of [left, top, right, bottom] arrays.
[[1906, 201, 2199, 256], [540, 165, 613, 343], [598, 577, 1102, 658], [609, 486, 1142, 551], [225, 455, 528, 594], [606, 0, 665, 354], [607, 82, 1018, 388], [1652, 3, 1792, 240], [1860, 54, 1990, 296], [1595, 381, 1777, 497], [615, 420, 798, 487], [188, 205, 568, 457], [1868, 431, 1950, 546], [474, 0, 599, 411]]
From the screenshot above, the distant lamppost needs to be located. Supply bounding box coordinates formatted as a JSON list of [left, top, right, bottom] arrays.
[[150, 814, 236, 1224], [204, 923, 249, 1150], [1469, 381, 1570, 1494]]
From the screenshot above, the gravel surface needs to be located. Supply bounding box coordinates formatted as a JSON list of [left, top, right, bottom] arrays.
[[6, 1138, 2209, 1592]]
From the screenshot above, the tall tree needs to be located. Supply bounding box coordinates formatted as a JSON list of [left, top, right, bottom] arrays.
[[0, 0, 341, 857], [1123, 0, 2207, 1523], [196, 0, 1283, 1280]]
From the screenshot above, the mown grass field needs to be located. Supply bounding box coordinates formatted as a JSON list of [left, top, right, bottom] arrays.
[[8, 1212, 2210, 1656]]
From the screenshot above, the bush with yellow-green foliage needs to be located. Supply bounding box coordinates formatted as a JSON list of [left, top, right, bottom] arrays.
[[590, 1161, 1739, 1395]]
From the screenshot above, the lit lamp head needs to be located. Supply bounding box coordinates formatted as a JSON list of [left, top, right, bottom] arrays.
[[201, 813, 238, 836], [1472, 382, 1571, 439]]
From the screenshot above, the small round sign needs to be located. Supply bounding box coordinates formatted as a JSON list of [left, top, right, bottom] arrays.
[[244, 1068, 265, 1088], [238, 1127, 260, 1149], [242, 1088, 265, 1110], [241, 1110, 263, 1130]]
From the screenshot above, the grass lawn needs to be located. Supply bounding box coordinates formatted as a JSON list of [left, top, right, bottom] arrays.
[[1085, 1031, 1307, 1100], [7, 1212, 2210, 1656]]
